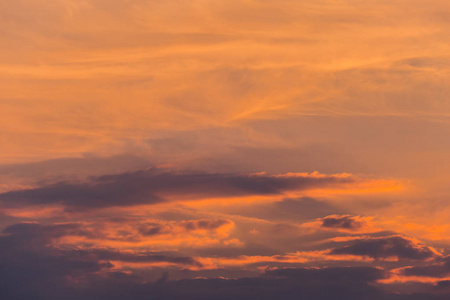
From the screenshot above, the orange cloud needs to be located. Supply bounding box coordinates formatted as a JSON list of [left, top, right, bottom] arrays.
[[195, 250, 374, 270], [54, 218, 239, 251]]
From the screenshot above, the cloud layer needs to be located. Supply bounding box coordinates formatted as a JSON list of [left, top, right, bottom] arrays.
[[0, 169, 371, 210], [2, 0, 450, 299]]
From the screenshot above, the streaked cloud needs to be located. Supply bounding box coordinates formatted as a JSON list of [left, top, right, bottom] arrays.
[[0, 168, 395, 211]]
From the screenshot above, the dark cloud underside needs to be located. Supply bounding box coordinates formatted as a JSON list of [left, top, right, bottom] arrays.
[[0, 169, 355, 210]]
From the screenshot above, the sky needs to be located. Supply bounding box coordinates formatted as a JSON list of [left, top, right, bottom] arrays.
[[1, 0, 450, 299]]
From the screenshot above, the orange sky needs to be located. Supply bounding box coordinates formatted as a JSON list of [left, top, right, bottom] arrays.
[[1, 1, 450, 299]]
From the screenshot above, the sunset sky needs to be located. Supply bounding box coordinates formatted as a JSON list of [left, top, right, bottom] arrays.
[[1, 1, 450, 299]]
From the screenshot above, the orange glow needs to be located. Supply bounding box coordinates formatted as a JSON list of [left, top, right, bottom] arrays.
[[2, 0, 450, 298]]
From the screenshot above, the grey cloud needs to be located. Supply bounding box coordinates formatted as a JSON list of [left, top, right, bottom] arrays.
[[1, 221, 449, 300], [265, 266, 386, 282], [3, 222, 90, 240], [64, 248, 202, 267], [0, 221, 203, 299], [320, 215, 365, 230], [0, 222, 201, 266], [14, 266, 448, 300], [0, 178, 164, 210], [138, 219, 231, 237], [331, 236, 438, 260], [400, 257, 450, 278], [181, 219, 231, 231], [139, 223, 164, 236], [0, 168, 356, 210]]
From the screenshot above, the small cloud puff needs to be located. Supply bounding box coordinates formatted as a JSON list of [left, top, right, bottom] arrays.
[[302, 215, 379, 233]]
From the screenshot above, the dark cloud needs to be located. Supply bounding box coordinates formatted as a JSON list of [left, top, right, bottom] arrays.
[[0, 222, 448, 300], [0, 222, 97, 250], [436, 280, 450, 290], [181, 219, 231, 231], [265, 266, 386, 282], [0, 222, 201, 265], [400, 257, 450, 278], [64, 248, 202, 267], [0, 222, 112, 300], [139, 223, 164, 236], [0, 168, 356, 210], [0, 221, 202, 299], [4, 222, 84, 238], [139, 270, 386, 300], [138, 219, 231, 237], [0, 178, 164, 210], [0, 252, 390, 300], [331, 236, 438, 260], [320, 215, 365, 230], [7, 266, 446, 300]]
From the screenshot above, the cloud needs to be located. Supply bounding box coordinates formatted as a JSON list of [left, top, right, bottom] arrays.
[[0, 177, 164, 209], [180, 219, 232, 231], [137, 219, 234, 240], [1, 221, 450, 300], [0, 220, 203, 300], [0, 221, 202, 265], [265, 266, 386, 282], [8, 265, 447, 300], [301, 215, 380, 234], [4, 218, 238, 251], [320, 215, 366, 230], [4, 221, 85, 238], [0, 221, 392, 300], [2, 0, 450, 299], [0, 168, 364, 210], [0, 222, 114, 299], [399, 257, 450, 278], [63, 248, 202, 267], [330, 236, 440, 261], [0, 218, 239, 251], [227, 197, 345, 222]]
